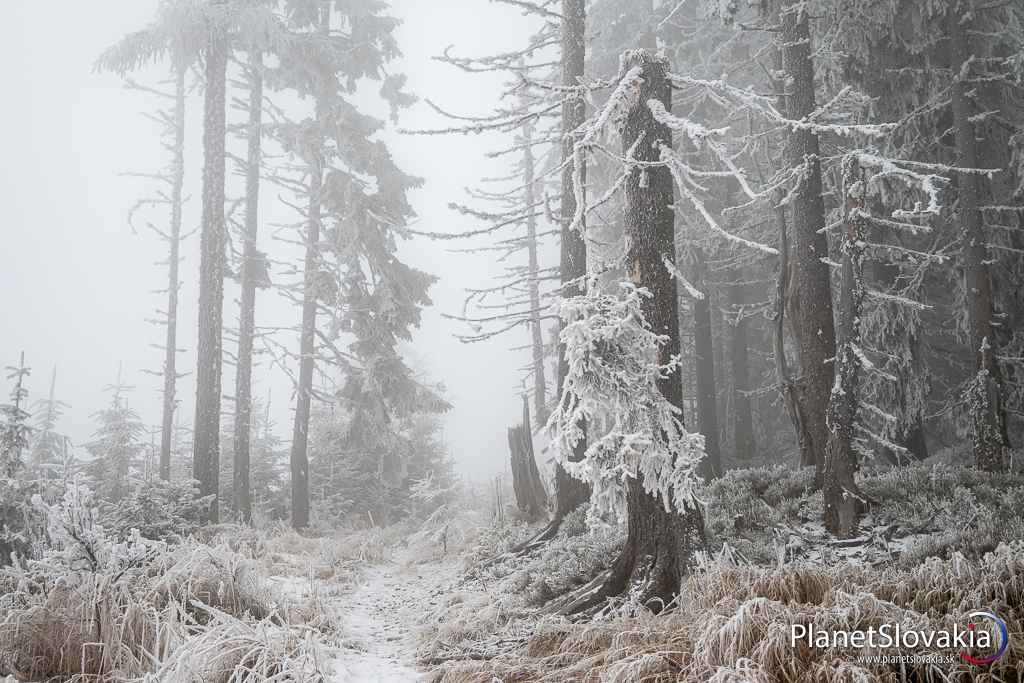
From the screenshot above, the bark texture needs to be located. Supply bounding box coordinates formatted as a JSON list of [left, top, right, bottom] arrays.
[[823, 158, 867, 538], [561, 52, 705, 616], [949, 3, 1009, 471], [781, 1, 836, 479], [160, 66, 186, 482], [233, 50, 263, 523], [193, 29, 228, 522]]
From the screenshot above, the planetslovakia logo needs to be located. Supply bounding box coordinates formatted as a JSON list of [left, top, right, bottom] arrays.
[[790, 610, 1010, 666], [961, 611, 1009, 666]]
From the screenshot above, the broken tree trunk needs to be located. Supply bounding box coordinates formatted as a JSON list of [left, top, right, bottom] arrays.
[[509, 396, 549, 521]]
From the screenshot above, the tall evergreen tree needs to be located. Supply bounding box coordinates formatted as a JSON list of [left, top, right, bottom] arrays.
[[266, 0, 427, 529]]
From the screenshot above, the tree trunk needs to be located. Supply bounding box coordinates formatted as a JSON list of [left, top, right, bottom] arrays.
[[233, 50, 262, 524], [522, 114, 548, 425], [823, 157, 867, 538], [160, 65, 186, 482], [193, 28, 228, 523], [772, 196, 810, 464], [781, 1, 836, 480], [729, 270, 756, 465], [550, 0, 590, 531], [509, 396, 549, 521], [691, 247, 721, 479], [289, 9, 329, 531], [561, 51, 705, 616], [949, 3, 1009, 471]]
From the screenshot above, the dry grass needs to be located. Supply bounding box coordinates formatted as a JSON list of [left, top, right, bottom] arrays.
[[426, 542, 1024, 682], [0, 535, 333, 683], [152, 604, 327, 683]]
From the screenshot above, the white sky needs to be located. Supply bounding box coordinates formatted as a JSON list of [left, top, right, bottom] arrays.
[[0, 1, 551, 482]]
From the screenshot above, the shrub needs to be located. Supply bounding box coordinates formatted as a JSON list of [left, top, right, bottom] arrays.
[[99, 477, 213, 543]]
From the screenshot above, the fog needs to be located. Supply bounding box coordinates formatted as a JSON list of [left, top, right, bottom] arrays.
[[0, 0, 545, 481]]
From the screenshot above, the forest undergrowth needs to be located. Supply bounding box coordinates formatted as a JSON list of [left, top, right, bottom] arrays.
[[0, 479, 475, 683], [421, 461, 1024, 682], [4, 462, 1024, 682]]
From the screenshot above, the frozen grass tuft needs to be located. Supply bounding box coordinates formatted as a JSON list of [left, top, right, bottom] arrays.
[[0, 485, 336, 682], [426, 542, 1024, 681]]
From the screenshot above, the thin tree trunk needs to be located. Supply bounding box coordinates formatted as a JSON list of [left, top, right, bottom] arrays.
[[823, 158, 867, 537], [781, 1, 836, 480], [233, 50, 262, 524], [550, 0, 589, 529], [691, 247, 721, 479], [561, 52, 705, 615], [729, 270, 756, 465], [193, 28, 228, 523], [509, 396, 548, 520], [949, 3, 1009, 471], [289, 9, 329, 531], [522, 115, 548, 425], [161, 65, 186, 482]]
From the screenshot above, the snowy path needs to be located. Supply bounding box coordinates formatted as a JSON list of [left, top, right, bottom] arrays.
[[329, 560, 456, 682]]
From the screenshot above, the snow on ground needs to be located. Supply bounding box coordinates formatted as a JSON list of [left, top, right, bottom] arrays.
[[267, 555, 460, 682], [330, 563, 426, 682]]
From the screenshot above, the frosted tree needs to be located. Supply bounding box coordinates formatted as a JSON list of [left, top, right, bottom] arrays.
[[262, 0, 433, 529], [28, 366, 71, 479], [415, 9, 563, 423], [828, 0, 1024, 468], [0, 353, 31, 480], [97, 0, 197, 484], [98, 0, 283, 519], [85, 369, 146, 504], [406, 0, 597, 539], [552, 0, 593, 528], [552, 52, 708, 614]]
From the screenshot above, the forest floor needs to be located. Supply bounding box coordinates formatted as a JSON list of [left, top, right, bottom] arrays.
[[266, 550, 462, 682], [6, 463, 1024, 682], [330, 560, 456, 681]]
